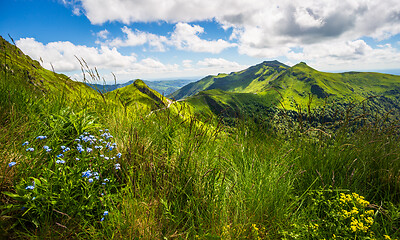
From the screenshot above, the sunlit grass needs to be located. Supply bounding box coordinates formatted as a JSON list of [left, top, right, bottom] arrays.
[[1, 36, 400, 239]]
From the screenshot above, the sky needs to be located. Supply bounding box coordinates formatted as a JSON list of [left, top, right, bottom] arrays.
[[1, 0, 400, 83]]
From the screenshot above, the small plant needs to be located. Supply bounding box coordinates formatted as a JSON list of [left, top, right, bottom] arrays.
[[282, 187, 399, 240], [2, 129, 123, 232]]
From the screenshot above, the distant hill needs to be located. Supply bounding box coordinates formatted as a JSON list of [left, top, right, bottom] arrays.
[[106, 79, 171, 112], [88, 79, 195, 96], [169, 60, 289, 100], [178, 60, 400, 123]]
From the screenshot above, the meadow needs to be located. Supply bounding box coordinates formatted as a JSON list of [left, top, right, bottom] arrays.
[[1, 36, 400, 239]]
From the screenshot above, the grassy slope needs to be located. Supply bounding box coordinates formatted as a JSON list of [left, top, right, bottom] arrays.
[[0, 36, 99, 102], [169, 60, 289, 100], [88, 79, 194, 96], [178, 61, 400, 124], [106, 79, 171, 112], [268, 62, 400, 110], [1, 36, 400, 240]]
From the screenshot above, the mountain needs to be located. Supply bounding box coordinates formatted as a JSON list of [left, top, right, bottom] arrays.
[[143, 79, 196, 96], [169, 60, 289, 100], [88, 80, 135, 93], [178, 60, 400, 123], [267, 62, 400, 110], [106, 79, 171, 112], [88, 79, 195, 96]]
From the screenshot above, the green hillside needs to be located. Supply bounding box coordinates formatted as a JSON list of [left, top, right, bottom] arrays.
[[268, 62, 400, 109], [0, 36, 98, 102], [1, 36, 400, 240], [88, 79, 194, 96], [106, 79, 171, 112], [169, 60, 289, 100], [175, 60, 400, 124]]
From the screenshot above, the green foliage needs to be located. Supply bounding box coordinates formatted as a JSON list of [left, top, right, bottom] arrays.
[[169, 60, 288, 100], [2, 126, 122, 237], [282, 188, 400, 240], [1, 35, 400, 239]]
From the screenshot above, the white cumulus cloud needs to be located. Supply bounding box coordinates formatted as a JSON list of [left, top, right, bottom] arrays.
[[16, 37, 137, 72], [102, 23, 236, 54], [68, 0, 400, 71], [170, 23, 236, 54]]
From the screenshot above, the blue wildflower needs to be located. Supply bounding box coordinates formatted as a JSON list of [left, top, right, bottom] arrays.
[[82, 170, 92, 178], [57, 153, 64, 158], [22, 141, 29, 146], [88, 178, 93, 183], [116, 153, 122, 158], [75, 138, 80, 142], [86, 147, 93, 153], [103, 211, 108, 216], [99, 129, 103, 132], [56, 160, 65, 164], [104, 157, 109, 160], [100, 154, 104, 158], [76, 158, 80, 161], [61, 146, 66, 150], [77, 146, 84, 153], [25, 185, 34, 190], [36, 136, 47, 140], [8, 162, 17, 167], [115, 163, 121, 170], [44, 146, 52, 152], [104, 129, 109, 132], [26, 147, 34, 152], [101, 217, 104, 221], [63, 147, 70, 153]]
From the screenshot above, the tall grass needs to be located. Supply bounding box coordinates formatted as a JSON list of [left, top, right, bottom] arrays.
[[1, 52, 399, 239]]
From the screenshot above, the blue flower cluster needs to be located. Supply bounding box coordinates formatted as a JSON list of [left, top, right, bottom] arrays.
[[25, 181, 35, 190], [74, 130, 122, 221], [8, 162, 17, 167], [13, 130, 121, 223]]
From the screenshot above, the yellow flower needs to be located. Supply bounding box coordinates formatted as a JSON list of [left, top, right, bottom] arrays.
[[366, 210, 374, 215], [384, 235, 391, 240]]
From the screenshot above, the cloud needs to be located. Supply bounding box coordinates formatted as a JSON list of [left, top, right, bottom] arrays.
[[16, 37, 137, 72], [102, 23, 236, 53], [182, 60, 193, 68], [105, 26, 168, 52], [287, 40, 400, 71], [197, 58, 241, 69], [69, 0, 400, 60], [97, 29, 110, 39], [15, 37, 248, 82], [170, 23, 236, 53]]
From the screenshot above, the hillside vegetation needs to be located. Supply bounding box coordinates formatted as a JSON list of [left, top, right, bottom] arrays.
[[88, 79, 194, 96], [172, 60, 400, 127], [1, 36, 400, 240]]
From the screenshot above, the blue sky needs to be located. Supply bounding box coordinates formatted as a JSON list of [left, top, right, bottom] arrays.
[[2, 0, 400, 83]]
